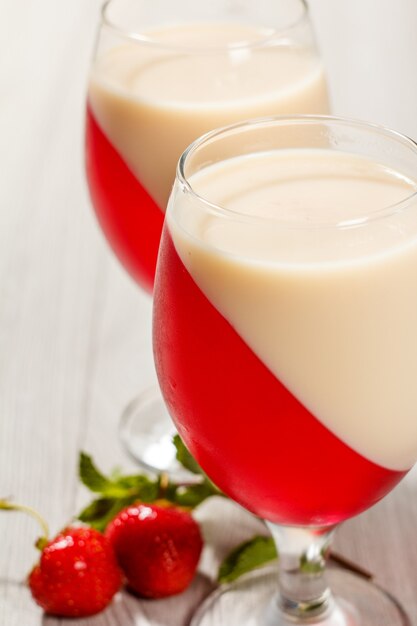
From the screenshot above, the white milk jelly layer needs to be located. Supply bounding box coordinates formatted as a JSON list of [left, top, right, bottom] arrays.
[[89, 23, 328, 209], [168, 149, 417, 471]]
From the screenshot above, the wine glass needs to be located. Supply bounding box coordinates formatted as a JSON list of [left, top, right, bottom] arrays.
[[85, 0, 329, 475], [153, 115, 417, 625]]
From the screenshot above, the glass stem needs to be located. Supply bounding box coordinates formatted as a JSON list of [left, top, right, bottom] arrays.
[[266, 522, 336, 622]]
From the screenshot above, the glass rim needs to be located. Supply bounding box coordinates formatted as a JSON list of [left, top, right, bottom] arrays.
[[176, 114, 417, 230], [100, 0, 309, 51]]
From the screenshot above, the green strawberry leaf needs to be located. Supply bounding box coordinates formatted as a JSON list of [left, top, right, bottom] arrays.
[[173, 434, 203, 475], [218, 536, 277, 584]]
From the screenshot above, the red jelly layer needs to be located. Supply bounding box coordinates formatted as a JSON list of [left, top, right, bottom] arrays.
[[85, 105, 164, 293], [153, 228, 407, 526]]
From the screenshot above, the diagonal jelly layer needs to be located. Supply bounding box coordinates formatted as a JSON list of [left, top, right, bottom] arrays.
[[85, 105, 163, 291], [154, 231, 407, 526]]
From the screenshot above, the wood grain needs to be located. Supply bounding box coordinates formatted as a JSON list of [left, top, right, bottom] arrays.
[[1, 1, 417, 625]]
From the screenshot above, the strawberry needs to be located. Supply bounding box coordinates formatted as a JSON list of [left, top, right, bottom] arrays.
[[106, 503, 203, 598], [0, 500, 122, 617], [28, 526, 123, 617]]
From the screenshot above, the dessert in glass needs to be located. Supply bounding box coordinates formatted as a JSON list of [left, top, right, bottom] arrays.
[[85, 0, 329, 474], [153, 115, 417, 624]]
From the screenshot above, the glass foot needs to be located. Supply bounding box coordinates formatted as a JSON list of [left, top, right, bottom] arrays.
[[190, 564, 411, 626], [119, 386, 197, 481]]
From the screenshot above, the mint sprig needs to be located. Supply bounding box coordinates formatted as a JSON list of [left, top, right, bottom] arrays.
[[79, 452, 159, 499], [77, 445, 221, 532]]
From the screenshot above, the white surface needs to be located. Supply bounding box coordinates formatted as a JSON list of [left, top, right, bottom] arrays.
[[309, 0, 417, 140], [1, 1, 417, 625]]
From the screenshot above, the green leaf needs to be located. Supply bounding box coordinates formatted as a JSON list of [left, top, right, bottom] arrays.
[[111, 473, 154, 494], [78, 496, 134, 532], [132, 475, 160, 502], [79, 453, 113, 494], [77, 449, 222, 531], [79, 453, 159, 499], [218, 536, 277, 584], [173, 435, 203, 475], [110, 474, 140, 490], [167, 479, 220, 508]]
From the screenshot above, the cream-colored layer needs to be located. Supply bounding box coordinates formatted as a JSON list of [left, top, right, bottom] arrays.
[[89, 23, 328, 209], [169, 150, 417, 471]]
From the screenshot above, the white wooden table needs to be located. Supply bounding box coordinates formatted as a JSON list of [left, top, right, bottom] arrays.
[[1, 1, 417, 624]]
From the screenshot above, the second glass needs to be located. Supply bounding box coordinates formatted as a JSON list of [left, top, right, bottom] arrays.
[[85, 0, 329, 473], [153, 115, 417, 625]]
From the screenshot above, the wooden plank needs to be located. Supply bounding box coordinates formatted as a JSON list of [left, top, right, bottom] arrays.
[[335, 469, 417, 624], [0, 0, 106, 622]]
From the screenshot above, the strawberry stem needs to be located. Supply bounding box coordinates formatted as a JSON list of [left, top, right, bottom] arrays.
[[0, 498, 50, 548], [158, 472, 170, 499]]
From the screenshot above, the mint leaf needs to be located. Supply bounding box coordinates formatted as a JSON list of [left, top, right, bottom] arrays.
[[79, 453, 160, 499], [132, 475, 160, 502], [173, 435, 203, 475], [78, 496, 134, 532], [112, 473, 158, 496], [79, 452, 113, 493], [167, 479, 221, 508], [77, 476, 158, 532], [77, 449, 220, 531], [218, 536, 277, 583]]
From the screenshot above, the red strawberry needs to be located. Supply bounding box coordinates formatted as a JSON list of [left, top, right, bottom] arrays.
[[28, 527, 123, 617], [106, 503, 203, 598]]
